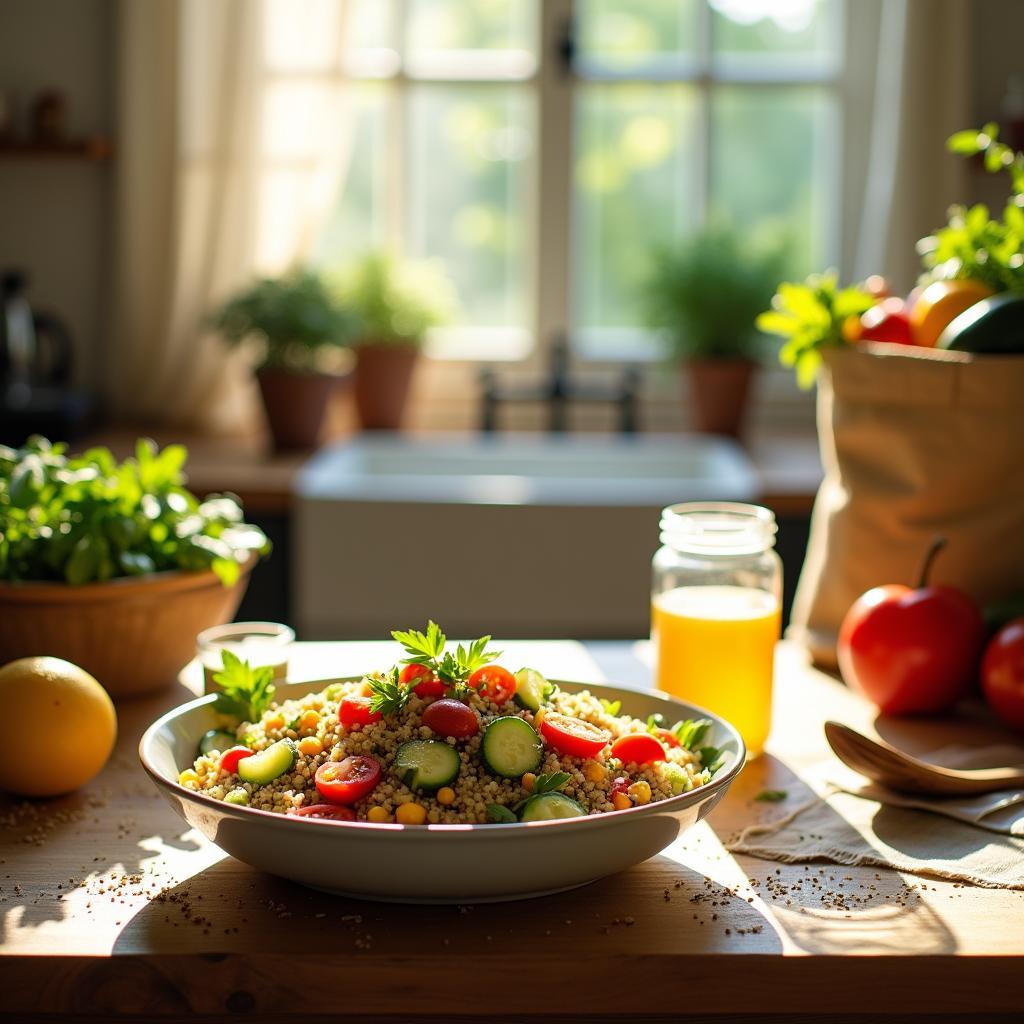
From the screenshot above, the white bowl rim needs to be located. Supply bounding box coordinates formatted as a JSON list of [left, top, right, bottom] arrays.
[[140, 677, 746, 836]]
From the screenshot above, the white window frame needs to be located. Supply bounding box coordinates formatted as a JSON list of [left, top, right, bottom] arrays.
[[331, 0, 870, 430]]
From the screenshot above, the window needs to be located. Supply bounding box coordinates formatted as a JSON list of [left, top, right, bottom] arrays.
[[305, 0, 842, 362]]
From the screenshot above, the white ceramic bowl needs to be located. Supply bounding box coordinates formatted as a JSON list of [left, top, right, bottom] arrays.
[[140, 679, 745, 903]]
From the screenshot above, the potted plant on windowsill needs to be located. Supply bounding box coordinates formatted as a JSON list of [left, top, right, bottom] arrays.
[[639, 226, 787, 439], [213, 269, 358, 450], [0, 436, 270, 698], [331, 252, 456, 430]]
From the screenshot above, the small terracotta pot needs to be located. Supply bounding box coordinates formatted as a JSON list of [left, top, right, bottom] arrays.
[[684, 359, 757, 439], [257, 368, 343, 450], [352, 342, 420, 430], [0, 561, 252, 699]]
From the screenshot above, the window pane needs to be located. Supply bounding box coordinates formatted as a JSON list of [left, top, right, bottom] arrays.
[[710, 86, 834, 276], [572, 85, 699, 346], [312, 85, 391, 264], [408, 85, 533, 334], [405, 0, 538, 79], [575, 0, 699, 75], [710, 0, 839, 74]]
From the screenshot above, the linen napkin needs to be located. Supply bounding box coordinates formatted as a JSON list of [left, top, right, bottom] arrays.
[[727, 747, 1024, 890]]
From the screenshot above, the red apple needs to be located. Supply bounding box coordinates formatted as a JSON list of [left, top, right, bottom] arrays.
[[981, 618, 1024, 732], [837, 538, 984, 715], [858, 297, 915, 346]]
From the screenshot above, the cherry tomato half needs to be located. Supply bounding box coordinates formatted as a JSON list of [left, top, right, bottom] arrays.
[[339, 695, 382, 728], [315, 756, 381, 805], [539, 711, 610, 758], [294, 803, 355, 822], [467, 665, 516, 705], [653, 728, 681, 749], [218, 746, 254, 774], [610, 733, 666, 765], [422, 698, 479, 738], [400, 663, 446, 698]]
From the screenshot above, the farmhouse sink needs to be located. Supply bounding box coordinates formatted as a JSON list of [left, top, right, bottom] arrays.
[[294, 433, 759, 639]]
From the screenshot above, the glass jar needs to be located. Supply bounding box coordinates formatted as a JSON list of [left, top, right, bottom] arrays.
[[651, 502, 782, 757], [197, 622, 295, 695]]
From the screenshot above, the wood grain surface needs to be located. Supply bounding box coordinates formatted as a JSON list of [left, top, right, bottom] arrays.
[[2, 641, 1022, 1023]]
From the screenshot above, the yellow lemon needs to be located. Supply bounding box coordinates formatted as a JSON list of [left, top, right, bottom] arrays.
[[0, 657, 117, 797]]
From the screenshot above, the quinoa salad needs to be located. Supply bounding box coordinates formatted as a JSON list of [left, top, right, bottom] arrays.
[[178, 622, 725, 826]]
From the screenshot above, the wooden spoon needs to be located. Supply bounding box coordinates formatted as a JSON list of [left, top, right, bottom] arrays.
[[824, 721, 1024, 797]]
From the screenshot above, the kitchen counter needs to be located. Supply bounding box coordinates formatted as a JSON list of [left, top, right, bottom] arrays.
[[76, 426, 823, 515], [1, 640, 1020, 1023]]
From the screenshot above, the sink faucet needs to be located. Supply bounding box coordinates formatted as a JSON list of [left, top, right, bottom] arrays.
[[480, 334, 640, 433]]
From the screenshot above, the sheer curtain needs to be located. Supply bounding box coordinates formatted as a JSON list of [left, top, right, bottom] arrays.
[[111, 0, 353, 432], [850, 0, 971, 291]]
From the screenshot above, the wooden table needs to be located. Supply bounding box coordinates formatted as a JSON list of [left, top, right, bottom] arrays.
[[2, 641, 1021, 1023]]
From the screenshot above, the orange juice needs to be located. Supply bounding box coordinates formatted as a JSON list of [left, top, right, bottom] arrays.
[[651, 585, 780, 756]]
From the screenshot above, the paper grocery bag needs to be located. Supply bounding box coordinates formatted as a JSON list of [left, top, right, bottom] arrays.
[[788, 343, 1024, 667]]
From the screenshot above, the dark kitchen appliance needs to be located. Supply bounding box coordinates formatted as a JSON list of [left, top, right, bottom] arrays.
[[0, 269, 92, 445]]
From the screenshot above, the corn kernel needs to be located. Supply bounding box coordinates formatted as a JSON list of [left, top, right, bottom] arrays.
[[298, 736, 323, 757], [583, 760, 607, 783], [178, 769, 199, 787], [298, 710, 320, 733], [612, 791, 632, 811], [367, 806, 392, 823], [627, 780, 652, 805], [521, 772, 537, 792], [264, 713, 284, 731], [436, 787, 456, 806], [395, 802, 428, 825], [534, 709, 546, 728]]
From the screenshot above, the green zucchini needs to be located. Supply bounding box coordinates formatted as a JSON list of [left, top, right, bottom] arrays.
[[513, 668, 554, 712], [481, 717, 543, 779], [198, 728, 237, 758], [392, 740, 460, 792], [518, 792, 586, 822], [936, 292, 1024, 352], [237, 738, 296, 785]]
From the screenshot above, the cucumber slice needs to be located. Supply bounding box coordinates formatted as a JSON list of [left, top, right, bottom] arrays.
[[519, 792, 586, 822], [237, 738, 296, 785], [481, 717, 543, 779], [513, 668, 553, 712], [393, 740, 460, 792], [198, 729, 237, 758]]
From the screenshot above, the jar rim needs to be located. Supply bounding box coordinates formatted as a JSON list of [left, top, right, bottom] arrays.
[[659, 501, 777, 555]]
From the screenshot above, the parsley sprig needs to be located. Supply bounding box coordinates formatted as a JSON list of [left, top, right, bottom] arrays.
[[391, 621, 500, 700], [366, 667, 413, 717], [212, 650, 276, 722], [646, 713, 712, 750]]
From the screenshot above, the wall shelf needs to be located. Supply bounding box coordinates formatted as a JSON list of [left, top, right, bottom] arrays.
[[0, 138, 113, 162]]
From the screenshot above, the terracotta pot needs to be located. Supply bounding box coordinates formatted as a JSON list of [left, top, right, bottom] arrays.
[[352, 342, 420, 430], [0, 561, 252, 699], [684, 359, 757, 439], [257, 368, 343, 450]]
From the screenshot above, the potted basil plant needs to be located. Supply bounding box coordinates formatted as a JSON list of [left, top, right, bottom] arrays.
[[0, 436, 270, 697], [639, 226, 787, 439], [213, 269, 358, 449], [330, 252, 456, 430]]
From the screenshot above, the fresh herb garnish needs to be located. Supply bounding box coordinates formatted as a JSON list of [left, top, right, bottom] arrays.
[[213, 650, 276, 722], [390, 621, 501, 698], [698, 746, 725, 774], [646, 712, 665, 730], [754, 789, 788, 803], [486, 803, 518, 824], [366, 667, 413, 717], [599, 698, 622, 716], [672, 718, 712, 750], [512, 771, 571, 814]]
